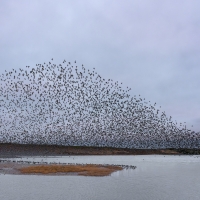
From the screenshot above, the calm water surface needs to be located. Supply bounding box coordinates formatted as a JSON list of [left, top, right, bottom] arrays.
[[0, 155, 200, 200]]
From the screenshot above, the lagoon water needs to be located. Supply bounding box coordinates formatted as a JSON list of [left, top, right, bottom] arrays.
[[0, 155, 200, 200]]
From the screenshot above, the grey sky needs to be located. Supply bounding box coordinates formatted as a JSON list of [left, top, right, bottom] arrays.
[[0, 0, 200, 131]]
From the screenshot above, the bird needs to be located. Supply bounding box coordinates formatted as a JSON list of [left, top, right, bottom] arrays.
[[0, 59, 198, 149]]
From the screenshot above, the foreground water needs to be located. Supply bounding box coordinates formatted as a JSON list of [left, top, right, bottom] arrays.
[[0, 155, 200, 200]]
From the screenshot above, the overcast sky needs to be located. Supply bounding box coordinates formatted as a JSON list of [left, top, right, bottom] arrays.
[[0, 0, 200, 132]]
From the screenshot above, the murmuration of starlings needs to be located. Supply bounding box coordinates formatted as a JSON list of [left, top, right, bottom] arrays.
[[0, 59, 199, 148]]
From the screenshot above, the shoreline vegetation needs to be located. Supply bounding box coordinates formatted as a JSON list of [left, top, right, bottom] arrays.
[[0, 143, 200, 157]]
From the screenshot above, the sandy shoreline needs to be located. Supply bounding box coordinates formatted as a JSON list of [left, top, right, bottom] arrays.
[[0, 161, 135, 176]]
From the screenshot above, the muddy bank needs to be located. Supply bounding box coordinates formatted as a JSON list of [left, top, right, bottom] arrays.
[[0, 143, 188, 157]]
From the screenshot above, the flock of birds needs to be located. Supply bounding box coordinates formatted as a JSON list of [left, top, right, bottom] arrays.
[[0, 59, 199, 149]]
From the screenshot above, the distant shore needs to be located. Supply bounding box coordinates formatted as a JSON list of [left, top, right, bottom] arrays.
[[1, 143, 199, 157]]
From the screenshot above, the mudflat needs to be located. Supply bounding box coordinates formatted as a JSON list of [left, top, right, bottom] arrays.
[[0, 162, 124, 176]]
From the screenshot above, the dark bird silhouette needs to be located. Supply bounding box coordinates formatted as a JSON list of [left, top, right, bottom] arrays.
[[0, 59, 199, 149]]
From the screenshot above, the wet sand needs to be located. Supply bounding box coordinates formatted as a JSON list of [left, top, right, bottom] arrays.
[[0, 162, 30, 175]]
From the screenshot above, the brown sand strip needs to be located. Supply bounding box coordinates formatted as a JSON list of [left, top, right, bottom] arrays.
[[0, 162, 123, 176], [19, 164, 123, 176]]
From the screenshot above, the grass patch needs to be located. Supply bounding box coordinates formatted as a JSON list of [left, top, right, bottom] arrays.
[[19, 164, 123, 176]]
